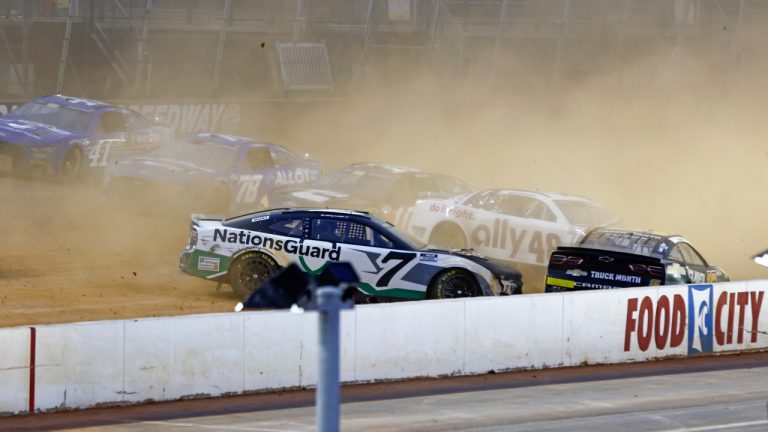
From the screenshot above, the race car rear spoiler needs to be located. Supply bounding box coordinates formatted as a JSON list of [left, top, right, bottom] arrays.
[[545, 246, 666, 292]]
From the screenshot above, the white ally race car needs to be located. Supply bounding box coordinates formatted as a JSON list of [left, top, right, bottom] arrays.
[[407, 189, 618, 289], [179, 208, 523, 301]]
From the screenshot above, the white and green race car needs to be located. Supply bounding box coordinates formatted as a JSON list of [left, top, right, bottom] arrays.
[[179, 208, 523, 301]]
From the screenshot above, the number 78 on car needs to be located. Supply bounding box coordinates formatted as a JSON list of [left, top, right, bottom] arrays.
[[179, 208, 523, 301]]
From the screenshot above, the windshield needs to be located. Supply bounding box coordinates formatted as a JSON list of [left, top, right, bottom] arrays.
[[556, 200, 617, 227], [6, 101, 93, 133], [397, 227, 427, 249], [373, 217, 427, 249], [149, 141, 238, 171]]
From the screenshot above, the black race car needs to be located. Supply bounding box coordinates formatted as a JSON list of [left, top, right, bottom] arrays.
[[545, 228, 729, 292]]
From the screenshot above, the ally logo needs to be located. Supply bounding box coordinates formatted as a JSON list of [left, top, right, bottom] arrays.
[[688, 284, 713, 354]]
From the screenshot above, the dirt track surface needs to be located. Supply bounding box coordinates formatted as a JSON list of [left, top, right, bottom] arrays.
[[0, 177, 236, 328]]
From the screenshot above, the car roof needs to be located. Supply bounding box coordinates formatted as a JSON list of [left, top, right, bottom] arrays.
[[186, 132, 275, 149], [580, 228, 686, 259], [481, 188, 598, 203], [35, 95, 112, 112], [227, 207, 374, 222], [342, 162, 422, 175], [339, 163, 473, 187]]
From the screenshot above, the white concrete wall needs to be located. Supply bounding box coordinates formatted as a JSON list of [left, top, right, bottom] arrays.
[[2, 280, 767, 415], [0, 327, 30, 415]]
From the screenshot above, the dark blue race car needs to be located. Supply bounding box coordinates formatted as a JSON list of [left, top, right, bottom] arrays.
[[103, 133, 323, 215], [0, 95, 172, 179]]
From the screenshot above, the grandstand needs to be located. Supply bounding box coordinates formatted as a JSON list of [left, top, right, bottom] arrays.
[[0, 0, 764, 100]]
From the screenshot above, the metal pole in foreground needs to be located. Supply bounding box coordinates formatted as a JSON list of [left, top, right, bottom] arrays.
[[316, 286, 342, 432]]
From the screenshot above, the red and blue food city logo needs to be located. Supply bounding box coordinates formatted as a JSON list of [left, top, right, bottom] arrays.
[[688, 284, 713, 354], [624, 285, 764, 355]]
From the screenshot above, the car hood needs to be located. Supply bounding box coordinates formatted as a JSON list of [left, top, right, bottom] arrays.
[[108, 156, 218, 182], [0, 118, 76, 145]]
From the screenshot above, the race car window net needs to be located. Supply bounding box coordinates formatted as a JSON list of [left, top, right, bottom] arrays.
[[312, 219, 375, 246]]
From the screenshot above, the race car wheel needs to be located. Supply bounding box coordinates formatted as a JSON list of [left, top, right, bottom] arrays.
[[228, 252, 278, 299], [427, 268, 480, 299], [428, 223, 466, 250], [60, 147, 82, 179]]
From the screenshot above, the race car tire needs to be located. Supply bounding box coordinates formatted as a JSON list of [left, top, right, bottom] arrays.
[[426, 268, 480, 299], [428, 223, 467, 250], [228, 252, 279, 299], [60, 147, 82, 179]]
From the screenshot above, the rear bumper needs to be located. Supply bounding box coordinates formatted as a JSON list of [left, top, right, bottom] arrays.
[[179, 248, 194, 274]]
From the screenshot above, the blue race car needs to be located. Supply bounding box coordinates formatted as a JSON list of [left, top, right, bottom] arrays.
[[0, 95, 172, 179], [103, 133, 323, 215]]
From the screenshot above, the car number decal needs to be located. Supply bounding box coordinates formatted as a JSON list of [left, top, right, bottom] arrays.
[[376, 251, 417, 287], [470, 223, 561, 264], [88, 139, 122, 167], [236, 174, 264, 203]]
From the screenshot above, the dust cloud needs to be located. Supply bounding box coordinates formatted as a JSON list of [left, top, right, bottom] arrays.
[[273, 45, 768, 283], [3, 18, 768, 326]]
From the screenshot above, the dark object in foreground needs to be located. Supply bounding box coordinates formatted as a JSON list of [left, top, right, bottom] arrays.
[[545, 228, 729, 292], [237, 262, 359, 310]]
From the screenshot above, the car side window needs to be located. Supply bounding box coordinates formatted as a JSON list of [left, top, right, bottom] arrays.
[[311, 219, 375, 246], [123, 111, 151, 131], [100, 111, 127, 133], [493, 195, 548, 220], [371, 228, 395, 248], [675, 243, 707, 266], [668, 247, 685, 263], [270, 147, 298, 166], [519, 198, 557, 222], [247, 146, 275, 169], [464, 190, 495, 210], [409, 174, 470, 200], [266, 218, 304, 237], [436, 176, 473, 197]]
